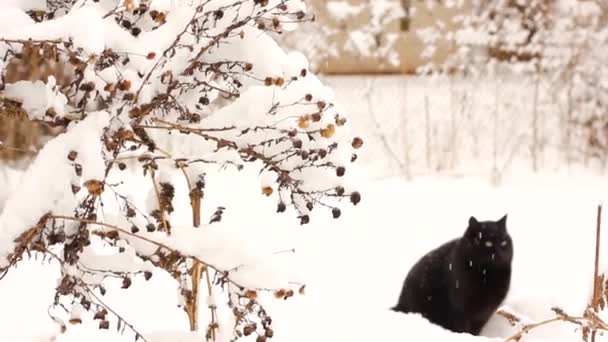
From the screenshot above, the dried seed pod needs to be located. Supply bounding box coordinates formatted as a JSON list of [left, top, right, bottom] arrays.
[[67, 151, 78, 161], [350, 192, 361, 205], [320, 124, 335, 138], [93, 309, 107, 320], [121, 277, 132, 289], [262, 186, 273, 196], [243, 324, 256, 336], [84, 180, 104, 196], [332, 208, 341, 219], [274, 289, 286, 299], [118, 79, 131, 91]]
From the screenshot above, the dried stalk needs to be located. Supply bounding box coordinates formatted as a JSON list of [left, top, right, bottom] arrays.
[[149, 169, 170, 234], [591, 202, 602, 342]]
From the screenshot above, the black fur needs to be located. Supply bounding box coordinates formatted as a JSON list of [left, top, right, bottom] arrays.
[[392, 215, 513, 335]]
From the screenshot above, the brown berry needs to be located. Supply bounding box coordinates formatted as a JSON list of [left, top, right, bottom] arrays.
[[146, 52, 156, 59], [304, 94, 313, 101], [336, 166, 345, 177]]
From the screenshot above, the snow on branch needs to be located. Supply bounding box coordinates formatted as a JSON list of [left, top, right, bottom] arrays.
[[0, 0, 363, 340]]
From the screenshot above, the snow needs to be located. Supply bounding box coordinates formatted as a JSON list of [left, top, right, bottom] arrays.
[[326, 1, 364, 21], [3, 77, 68, 119], [0, 111, 109, 268]]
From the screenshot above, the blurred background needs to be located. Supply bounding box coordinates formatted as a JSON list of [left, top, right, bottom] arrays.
[[272, 0, 608, 182]]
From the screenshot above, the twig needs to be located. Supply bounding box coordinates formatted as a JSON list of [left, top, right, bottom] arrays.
[[149, 169, 170, 234]]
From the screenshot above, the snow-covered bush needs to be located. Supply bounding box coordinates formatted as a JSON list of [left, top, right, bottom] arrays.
[[413, 0, 608, 172], [0, 0, 363, 340], [274, 0, 405, 71]]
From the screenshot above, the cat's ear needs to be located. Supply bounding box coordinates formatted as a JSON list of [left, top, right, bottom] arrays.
[[468, 216, 479, 228], [497, 214, 508, 231]]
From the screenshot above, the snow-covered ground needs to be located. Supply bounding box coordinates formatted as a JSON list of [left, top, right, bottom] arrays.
[[1, 165, 607, 342], [1, 75, 607, 342]]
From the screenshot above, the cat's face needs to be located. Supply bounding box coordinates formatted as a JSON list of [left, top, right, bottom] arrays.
[[462, 215, 513, 266]]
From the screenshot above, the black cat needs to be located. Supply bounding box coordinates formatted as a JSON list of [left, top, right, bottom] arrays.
[[392, 215, 513, 335]]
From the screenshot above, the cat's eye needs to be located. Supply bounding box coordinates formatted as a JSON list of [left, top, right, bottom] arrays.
[[500, 240, 508, 247], [484, 241, 493, 247]]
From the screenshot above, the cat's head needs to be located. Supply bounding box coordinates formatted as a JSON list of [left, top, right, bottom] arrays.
[[461, 214, 513, 265]]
